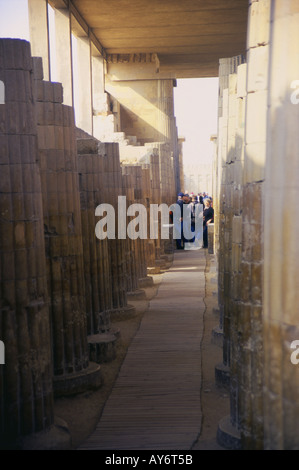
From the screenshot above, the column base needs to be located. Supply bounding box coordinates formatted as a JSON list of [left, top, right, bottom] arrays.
[[53, 362, 102, 397], [155, 258, 167, 269], [147, 266, 161, 275], [160, 253, 174, 263], [217, 415, 242, 450], [109, 304, 137, 322], [88, 333, 118, 363], [127, 289, 147, 301], [215, 362, 230, 389], [138, 276, 154, 288], [14, 417, 72, 450]]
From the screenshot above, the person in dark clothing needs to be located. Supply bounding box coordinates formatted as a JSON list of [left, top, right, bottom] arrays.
[[174, 192, 185, 249], [203, 198, 214, 248], [188, 194, 199, 243], [197, 193, 203, 205]]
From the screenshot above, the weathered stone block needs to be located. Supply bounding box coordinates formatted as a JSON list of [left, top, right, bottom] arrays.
[[232, 243, 242, 273], [247, 0, 271, 49], [245, 91, 268, 145], [251, 263, 263, 303], [244, 142, 266, 184], [32, 57, 44, 80], [232, 216, 242, 244], [240, 261, 251, 302], [247, 45, 269, 92], [237, 63, 247, 98]]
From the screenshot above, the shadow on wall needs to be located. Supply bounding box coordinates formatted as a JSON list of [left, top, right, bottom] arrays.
[[217, 89, 299, 448], [105, 79, 174, 144]]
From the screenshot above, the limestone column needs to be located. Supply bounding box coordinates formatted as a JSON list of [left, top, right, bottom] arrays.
[[77, 136, 119, 364], [218, 0, 270, 450], [53, 6, 73, 106], [103, 144, 136, 321], [122, 164, 150, 295], [33, 57, 102, 397], [238, 0, 270, 449], [215, 86, 229, 385], [157, 79, 179, 199], [28, 0, 50, 80], [122, 167, 145, 298], [263, 0, 299, 450], [77, 138, 113, 331], [215, 57, 245, 368], [0, 39, 69, 449], [72, 33, 92, 135], [215, 57, 247, 450], [216, 75, 237, 390]]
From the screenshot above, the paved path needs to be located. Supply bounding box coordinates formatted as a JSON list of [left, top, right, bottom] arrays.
[[80, 249, 206, 450]]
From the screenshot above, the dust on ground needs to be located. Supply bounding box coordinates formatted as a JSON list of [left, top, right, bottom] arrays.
[[54, 252, 229, 450]]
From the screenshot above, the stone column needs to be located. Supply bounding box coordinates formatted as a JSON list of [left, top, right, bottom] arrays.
[[157, 79, 179, 198], [77, 137, 113, 331], [238, 0, 270, 449], [103, 144, 136, 321], [215, 56, 247, 449], [73, 34, 93, 135], [0, 39, 69, 449], [218, 0, 271, 450], [263, 0, 299, 450], [122, 167, 145, 297], [33, 57, 102, 397], [92, 53, 106, 134], [77, 136, 119, 364], [215, 57, 245, 371], [28, 0, 50, 80], [54, 6, 73, 106], [122, 164, 151, 294]]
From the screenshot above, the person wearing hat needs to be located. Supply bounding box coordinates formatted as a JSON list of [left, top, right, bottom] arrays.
[[183, 193, 191, 204]]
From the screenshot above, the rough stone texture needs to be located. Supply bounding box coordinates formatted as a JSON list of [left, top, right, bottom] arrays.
[[0, 39, 54, 447], [77, 137, 113, 335], [33, 58, 102, 396], [214, 0, 299, 450], [263, 0, 299, 450]]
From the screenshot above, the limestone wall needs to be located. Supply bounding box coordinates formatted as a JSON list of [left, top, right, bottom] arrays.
[[263, 0, 299, 450], [216, 0, 299, 450]]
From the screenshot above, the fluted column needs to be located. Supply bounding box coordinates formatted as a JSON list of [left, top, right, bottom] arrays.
[[33, 57, 102, 397], [0, 39, 69, 449]]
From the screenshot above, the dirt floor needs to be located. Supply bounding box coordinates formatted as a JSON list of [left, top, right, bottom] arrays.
[[53, 251, 230, 450]]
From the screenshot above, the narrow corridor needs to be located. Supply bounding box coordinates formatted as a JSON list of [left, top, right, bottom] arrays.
[[80, 249, 228, 450]]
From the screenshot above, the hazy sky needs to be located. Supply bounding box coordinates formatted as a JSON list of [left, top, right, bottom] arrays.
[[0, 0, 219, 168], [174, 78, 219, 167], [0, 0, 30, 40]]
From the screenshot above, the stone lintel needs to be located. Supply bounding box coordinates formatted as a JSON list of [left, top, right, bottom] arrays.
[[107, 58, 163, 81]]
